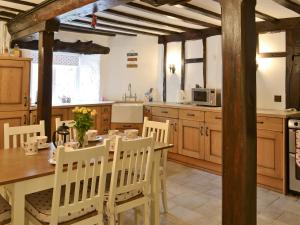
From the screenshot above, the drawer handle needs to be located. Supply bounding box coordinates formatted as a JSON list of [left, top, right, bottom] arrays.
[[205, 127, 209, 136], [215, 116, 222, 120], [187, 113, 195, 117], [123, 125, 132, 128], [161, 111, 168, 114], [257, 121, 264, 124], [200, 126, 204, 136]]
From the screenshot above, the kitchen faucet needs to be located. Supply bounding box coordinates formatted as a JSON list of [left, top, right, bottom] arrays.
[[124, 83, 137, 102]]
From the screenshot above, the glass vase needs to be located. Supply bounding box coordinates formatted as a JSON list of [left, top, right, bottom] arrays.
[[77, 130, 87, 148]]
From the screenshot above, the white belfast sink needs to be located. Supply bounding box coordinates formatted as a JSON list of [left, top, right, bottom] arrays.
[[111, 103, 143, 123]]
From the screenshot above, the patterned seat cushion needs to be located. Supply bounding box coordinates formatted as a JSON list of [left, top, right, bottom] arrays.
[[0, 195, 10, 225], [104, 174, 143, 203], [25, 188, 96, 224]]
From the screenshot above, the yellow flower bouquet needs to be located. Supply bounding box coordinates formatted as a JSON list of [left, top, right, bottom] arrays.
[[72, 107, 97, 147]]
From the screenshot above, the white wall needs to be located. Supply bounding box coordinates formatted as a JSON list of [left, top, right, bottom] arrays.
[[101, 35, 160, 101], [257, 32, 286, 109], [158, 32, 286, 110]]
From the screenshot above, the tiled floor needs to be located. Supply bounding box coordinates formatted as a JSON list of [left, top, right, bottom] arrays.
[[122, 161, 300, 225]]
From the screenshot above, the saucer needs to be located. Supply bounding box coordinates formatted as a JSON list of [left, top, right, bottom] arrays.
[[88, 136, 103, 142], [38, 143, 51, 149], [48, 158, 56, 165]]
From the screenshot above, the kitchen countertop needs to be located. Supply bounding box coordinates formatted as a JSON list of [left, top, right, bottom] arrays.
[[30, 101, 115, 110], [144, 102, 300, 119]]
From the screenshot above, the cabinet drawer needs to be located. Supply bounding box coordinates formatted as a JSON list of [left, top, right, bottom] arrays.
[[179, 109, 204, 121], [101, 106, 111, 114], [152, 107, 178, 118], [205, 112, 222, 124], [257, 116, 283, 132]]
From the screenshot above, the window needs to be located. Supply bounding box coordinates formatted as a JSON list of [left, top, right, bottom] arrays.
[[27, 51, 101, 105]]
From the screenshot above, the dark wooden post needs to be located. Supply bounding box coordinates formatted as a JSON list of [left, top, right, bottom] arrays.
[[221, 0, 257, 225], [163, 42, 167, 102], [37, 31, 54, 140], [181, 40, 185, 90]]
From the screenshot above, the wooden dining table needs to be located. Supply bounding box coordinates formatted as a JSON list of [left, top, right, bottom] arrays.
[[0, 139, 173, 225]]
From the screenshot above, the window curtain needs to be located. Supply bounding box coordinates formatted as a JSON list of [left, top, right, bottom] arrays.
[[0, 22, 11, 54]]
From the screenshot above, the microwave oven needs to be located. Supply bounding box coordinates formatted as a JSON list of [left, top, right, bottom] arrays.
[[191, 88, 221, 107]]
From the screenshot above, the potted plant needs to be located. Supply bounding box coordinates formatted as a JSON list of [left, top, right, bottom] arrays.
[[72, 107, 97, 147]]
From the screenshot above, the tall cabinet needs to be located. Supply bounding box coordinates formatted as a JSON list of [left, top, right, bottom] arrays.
[[0, 57, 31, 148]]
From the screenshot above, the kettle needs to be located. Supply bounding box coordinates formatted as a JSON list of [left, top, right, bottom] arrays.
[[52, 123, 70, 148]]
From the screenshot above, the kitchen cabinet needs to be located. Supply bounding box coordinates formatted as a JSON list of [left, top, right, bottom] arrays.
[[152, 116, 179, 154], [0, 57, 31, 112], [145, 104, 294, 193], [257, 129, 283, 179], [0, 111, 28, 148], [178, 120, 205, 159]]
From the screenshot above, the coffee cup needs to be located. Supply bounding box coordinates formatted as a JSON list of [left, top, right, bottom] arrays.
[[87, 130, 98, 140], [124, 129, 139, 139], [35, 136, 48, 148], [24, 140, 38, 155], [108, 130, 119, 136], [64, 141, 80, 149]]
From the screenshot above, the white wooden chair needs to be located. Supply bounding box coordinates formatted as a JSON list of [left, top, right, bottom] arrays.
[[106, 134, 155, 225], [55, 118, 77, 143], [0, 195, 10, 224], [142, 117, 170, 213], [25, 141, 110, 225], [3, 120, 45, 149]]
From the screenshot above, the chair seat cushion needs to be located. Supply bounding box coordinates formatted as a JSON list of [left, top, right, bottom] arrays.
[[0, 195, 10, 225], [25, 188, 96, 224], [104, 173, 143, 203]]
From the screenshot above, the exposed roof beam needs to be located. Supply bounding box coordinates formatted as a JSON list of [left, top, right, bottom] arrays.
[[73, 19, 160, 36], [1, 0, 37, 7], [11, 18, 60, 40], [0, 4, 25, 13], [0, 11, 17, 18], [212, 0, 279, 22], [105, 9, 195, 31], [255, 10, 278, 22], [86, 15, 177, 34], [0, 16, 10, 22], [126, 2, 218, 28], [272, 0, 300, 14], [60, 23, 137, 37], [178, 3, 221, 20], [7, 0, 133, 35], [141, 0, 189, 6]]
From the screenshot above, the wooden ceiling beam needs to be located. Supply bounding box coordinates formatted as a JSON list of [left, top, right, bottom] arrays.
[[126, 2, 218, 28], [178, 2, 221, 20], [0, 16, 10, 22], [141, 0, 188, 6], [73, 19, 160, 36], [105, 9, 195, 32], [60, 23, 137, 37], [86, 15, 177, 34], [1, 0, 37, 7], [255, 10, 278, 22], [272, 0, 300, 14], [7, 0, 133, 35], [213, 0, 279, 22], [11, 18, 60, 40], [0, 4, 25, 13], [0, 11, 17, 18]]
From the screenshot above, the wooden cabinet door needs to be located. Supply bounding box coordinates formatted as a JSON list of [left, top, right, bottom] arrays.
[[204, 122, 222, 164], [257, 130, 283, 179], [51, 108, 70, 134], [29, 110, 38, 125], [152, 116, 178, 154], [0, 59, 30, 111], [0, 111, 28, 148], [178, 119, 205, 159]]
